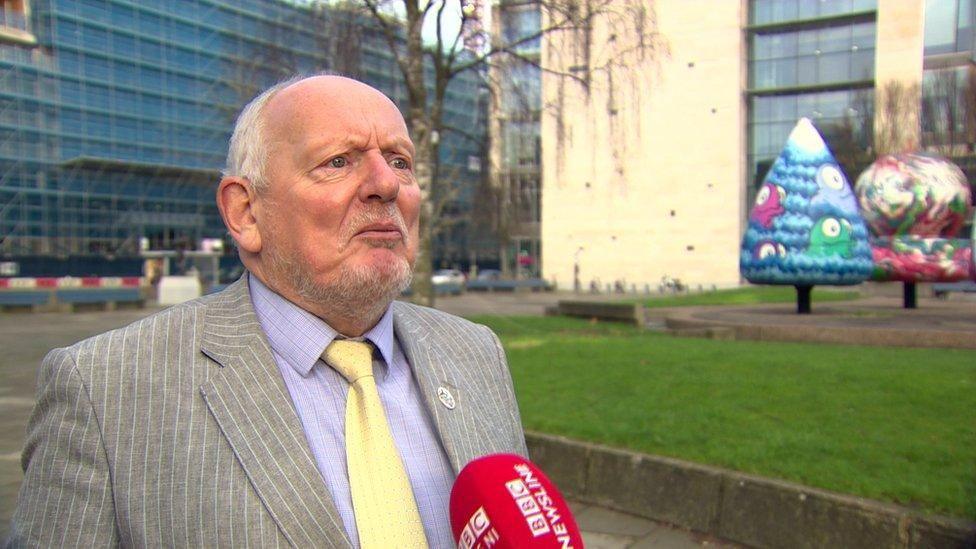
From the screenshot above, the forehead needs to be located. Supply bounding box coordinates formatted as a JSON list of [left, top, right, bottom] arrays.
[[264, 77, 410, 149]]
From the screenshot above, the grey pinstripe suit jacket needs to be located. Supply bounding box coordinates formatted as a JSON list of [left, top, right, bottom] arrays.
[[9, 277, 527, 547]]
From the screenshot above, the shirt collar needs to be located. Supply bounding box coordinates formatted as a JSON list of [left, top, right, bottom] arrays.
[[248, 273, 396, 378]]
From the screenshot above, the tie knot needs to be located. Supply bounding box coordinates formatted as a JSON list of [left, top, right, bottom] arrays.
[[323, 339, 375, 384]]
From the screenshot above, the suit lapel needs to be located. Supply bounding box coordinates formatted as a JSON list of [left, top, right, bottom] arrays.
[[394, 302, 493, 474], [198, 277, 350, 548]]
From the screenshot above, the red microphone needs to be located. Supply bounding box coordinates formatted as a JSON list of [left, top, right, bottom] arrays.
[[449, 454, 583, 548]]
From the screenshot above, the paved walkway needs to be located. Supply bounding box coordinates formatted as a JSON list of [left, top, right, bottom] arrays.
[[571, 500, 741, 548], [658, 294, 976, 349]]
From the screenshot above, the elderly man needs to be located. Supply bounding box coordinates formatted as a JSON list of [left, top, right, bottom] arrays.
[[10, 75, 527, 548]]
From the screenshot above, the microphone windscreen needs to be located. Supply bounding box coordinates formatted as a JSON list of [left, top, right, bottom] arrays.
[[449, 453, 583, 548]]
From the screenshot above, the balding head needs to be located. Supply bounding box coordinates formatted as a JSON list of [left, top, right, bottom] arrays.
[[224, 75, 407, 193]]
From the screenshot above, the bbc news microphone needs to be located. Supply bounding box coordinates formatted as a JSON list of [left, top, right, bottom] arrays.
[[449, 454, 584, 549]]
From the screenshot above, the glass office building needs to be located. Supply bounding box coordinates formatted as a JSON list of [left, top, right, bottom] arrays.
[[921, 0, 976, 158], [749, 0, 976, 196], [747, 0, 878, 197], [490, 0, 541, 276], [0, 0, 486, 275]]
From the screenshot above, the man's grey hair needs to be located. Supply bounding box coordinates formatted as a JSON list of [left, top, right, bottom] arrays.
[[223, 73, 336, 192]]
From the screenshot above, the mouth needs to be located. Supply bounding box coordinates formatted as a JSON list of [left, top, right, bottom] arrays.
[[354, 221, 404, 241]]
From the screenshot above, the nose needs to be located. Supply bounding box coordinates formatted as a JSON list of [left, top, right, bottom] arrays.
[[358, 151, 399, 203]]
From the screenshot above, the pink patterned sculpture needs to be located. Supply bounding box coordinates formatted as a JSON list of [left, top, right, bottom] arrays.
[[855, 153, 970, 236], [854, 153, 973, 285]]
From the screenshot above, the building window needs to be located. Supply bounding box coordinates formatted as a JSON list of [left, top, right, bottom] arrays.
[[924, 0, 975, 57], [1, 0, 27, 29], [1, 0, 36, 44], [750, 22, 876, 89], [750, 0, 876, 25], [921, 66, 975, 151], [747, 4, 877, 199]]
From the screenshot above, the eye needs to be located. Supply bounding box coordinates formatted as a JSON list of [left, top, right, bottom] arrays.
[[818, 165, 844, 191], [777, 244, 786, 256], [390, 157, 409, 170], [821, 218, 841, 238], [755, 186, 770, 205], [776, 185, 786, 201], [758, 243, 777, 259], [329, 157, 347, 168]]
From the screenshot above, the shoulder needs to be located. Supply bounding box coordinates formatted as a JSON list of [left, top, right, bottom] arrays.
[[56, 291, 220, 369], [392, 300, 503, 355], [392, 301, 494, 337]]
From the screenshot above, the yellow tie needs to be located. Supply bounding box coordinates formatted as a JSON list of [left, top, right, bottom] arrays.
[[323, 340, 428, 548]]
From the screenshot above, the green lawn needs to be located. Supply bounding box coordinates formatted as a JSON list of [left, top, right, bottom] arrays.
[[640, 285, 860, 308], [469, 315, 976, 520]]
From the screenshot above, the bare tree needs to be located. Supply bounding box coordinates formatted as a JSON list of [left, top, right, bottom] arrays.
[[309, 0, 664, 306], [874, 79, 921, 156], [921, 68, 976, 157]]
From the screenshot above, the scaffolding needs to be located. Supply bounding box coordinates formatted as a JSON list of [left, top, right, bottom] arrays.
[[0, 0, 489, 270]]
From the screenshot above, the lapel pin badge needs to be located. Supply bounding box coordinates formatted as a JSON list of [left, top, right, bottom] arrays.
[[437, 386, 456, 410]]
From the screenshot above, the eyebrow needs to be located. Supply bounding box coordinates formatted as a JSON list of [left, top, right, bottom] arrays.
[[384, 135, 415, 156], [302, 134, 414, 167]]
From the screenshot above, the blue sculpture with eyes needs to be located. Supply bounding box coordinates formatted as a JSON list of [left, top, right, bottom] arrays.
[[810, 164, 858, 217], [740, 118, 873, 287]]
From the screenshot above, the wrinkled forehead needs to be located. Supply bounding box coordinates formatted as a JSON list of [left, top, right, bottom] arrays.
[[264, 77, 411, 145]]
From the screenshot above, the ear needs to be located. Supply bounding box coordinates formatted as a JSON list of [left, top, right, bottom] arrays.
[[216, 176, 262, 254]]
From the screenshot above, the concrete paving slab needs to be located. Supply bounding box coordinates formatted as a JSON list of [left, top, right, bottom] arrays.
[[575, 505, 658, 536], [569, 499, 743, 548], [582, 531, 641, 548], [630, 527, 722, 549]]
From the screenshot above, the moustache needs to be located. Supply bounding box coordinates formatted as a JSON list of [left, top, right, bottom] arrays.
[[339, 205, 410, 247]]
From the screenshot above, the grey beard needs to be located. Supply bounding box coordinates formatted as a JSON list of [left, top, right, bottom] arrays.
[[265, 242, 413, 328]]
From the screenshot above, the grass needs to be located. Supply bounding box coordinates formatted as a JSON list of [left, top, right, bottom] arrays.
[[468, 315, 976, 520], [639, 285, 860, 308]]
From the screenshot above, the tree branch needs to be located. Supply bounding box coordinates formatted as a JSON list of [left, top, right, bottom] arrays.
[[360, 0, 412, 80]]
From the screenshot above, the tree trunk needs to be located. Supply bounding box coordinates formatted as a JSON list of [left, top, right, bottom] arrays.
[[402, 0, 434, 307], [411, 129, 436, 307]]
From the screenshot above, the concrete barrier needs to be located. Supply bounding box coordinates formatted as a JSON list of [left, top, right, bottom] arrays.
[[0, 277, 146, 312], [556, 300, 644, 326], [466, 279, 553, 292], [526, 432, 976, 549], [158, 275, 202, 305]]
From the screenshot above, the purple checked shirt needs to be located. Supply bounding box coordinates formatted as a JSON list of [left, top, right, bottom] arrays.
[[249, 275, 456, 548]]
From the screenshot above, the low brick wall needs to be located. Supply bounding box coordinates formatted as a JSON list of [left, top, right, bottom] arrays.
[[526, 432, 976, 549], [663, 310, 976, 350]]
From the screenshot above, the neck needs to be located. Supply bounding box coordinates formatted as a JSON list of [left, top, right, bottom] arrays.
[[250, 269, 390, 337], [318, 308, 386, 338]]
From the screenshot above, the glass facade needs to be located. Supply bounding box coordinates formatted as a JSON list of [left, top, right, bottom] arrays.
[[924, 0, 975, 57], [750, 0, 876, 25], [0, 0, 486, 272], [922, 66, 971, 138], [492, 1, 541, 277], [922, 1, 976, 194], [747, 1, 877, 198], [750, 89, 871, 160], [749, 21, 875, 89]]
